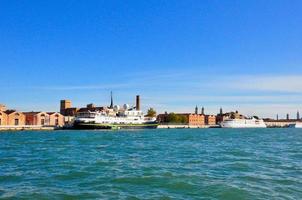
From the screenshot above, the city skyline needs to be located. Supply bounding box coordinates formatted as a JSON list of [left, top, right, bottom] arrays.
[[1, 0, 302, 118]]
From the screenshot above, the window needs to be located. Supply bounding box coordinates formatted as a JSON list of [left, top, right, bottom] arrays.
[[15, 119, 19, 125], [55, 119, 59, 126], [41, 119, 45, 125]]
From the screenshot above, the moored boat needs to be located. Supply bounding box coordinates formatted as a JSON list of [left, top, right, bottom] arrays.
[[295, 122, 302, 128], [220, 118, 267, 128], [72, 94, 158, 130]]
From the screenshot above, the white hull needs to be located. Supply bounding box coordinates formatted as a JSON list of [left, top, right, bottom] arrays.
[[221, 118, 266, 128], [295, 123, 302, 128]]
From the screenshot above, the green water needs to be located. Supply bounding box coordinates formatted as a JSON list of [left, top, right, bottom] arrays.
[[0, 129, 301, 199]]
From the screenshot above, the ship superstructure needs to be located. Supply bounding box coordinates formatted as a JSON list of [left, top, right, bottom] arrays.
[[73, 94, 157, 129]]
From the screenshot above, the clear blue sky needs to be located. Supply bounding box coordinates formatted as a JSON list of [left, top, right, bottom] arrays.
[[1, 0, 302, 118]]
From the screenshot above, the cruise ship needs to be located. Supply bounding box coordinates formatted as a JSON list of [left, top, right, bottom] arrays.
[[73, 95, 158, 129], [220, 118, 267, 128], [294, 122, 302, 128]]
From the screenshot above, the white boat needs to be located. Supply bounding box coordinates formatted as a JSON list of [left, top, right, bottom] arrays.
[[295, 122, 302, 128], [73, 104, 157, 129], [220, 118, 267, 128]]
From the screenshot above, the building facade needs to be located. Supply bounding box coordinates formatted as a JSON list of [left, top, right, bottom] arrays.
[[25, 112, 50, 126], [5, 110, 26, 126], [188, 114, 205, 126], [205, 115, 217, 125], [47, 112, 64, 126], [0, 111, 7, 126], [24, 112, 65, 126]]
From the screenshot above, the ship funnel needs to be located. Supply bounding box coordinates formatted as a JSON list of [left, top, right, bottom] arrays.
[[136, 95, 140, 111]]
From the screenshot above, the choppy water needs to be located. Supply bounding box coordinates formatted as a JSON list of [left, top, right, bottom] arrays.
[[0, 129, 302, 200]]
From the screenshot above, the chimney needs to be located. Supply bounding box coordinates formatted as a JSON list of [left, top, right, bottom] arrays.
[[109, 91, 113, 109], [136, 95, 140, 110]]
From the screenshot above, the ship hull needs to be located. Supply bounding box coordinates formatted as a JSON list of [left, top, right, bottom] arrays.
[[220, 119, 267, 128], [72, 122, 158, 130]]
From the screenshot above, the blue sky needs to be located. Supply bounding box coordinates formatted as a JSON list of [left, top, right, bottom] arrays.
[[0, 0, 302, 118]]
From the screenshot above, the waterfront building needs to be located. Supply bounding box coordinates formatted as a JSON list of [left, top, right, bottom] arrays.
[[205, 115, 217, 125], [24, 112, 50, 126], [5, 110, 26, 126], [47, 112, 64, 126], [60, 100, 79, 116], [24, 112, 64, 126], [60, 100, 72, 115], [0, 111, 7, 126], [264, 119, 301, 128], [188, 113, 205, 126], [157, 112, 205, 126]]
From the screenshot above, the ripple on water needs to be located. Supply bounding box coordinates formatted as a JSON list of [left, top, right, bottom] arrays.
[[0, 129, 302, 199]]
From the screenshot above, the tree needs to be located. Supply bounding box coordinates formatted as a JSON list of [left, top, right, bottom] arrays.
[[166, 113, 188, 124], [146, 108, 156, 117]]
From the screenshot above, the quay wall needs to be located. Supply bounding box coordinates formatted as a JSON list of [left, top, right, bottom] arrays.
[[158, 125, 220, 129], [0, 125, 56, 131]]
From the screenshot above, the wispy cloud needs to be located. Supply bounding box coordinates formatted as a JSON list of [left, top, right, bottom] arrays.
[[25, 83, 133, 90], [223, 75, 302, 93]]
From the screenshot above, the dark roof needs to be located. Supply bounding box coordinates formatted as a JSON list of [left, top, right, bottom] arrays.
[[4, 110, 17, 115], [23, 111, 43, 115], [47, 112, 55, 115], [47, 112, 62, 116], [78, 107, 104, 113]]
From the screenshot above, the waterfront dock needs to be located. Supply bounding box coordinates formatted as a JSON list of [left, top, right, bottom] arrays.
[[0, 125, 56, 131], [157, 125, 220, 129]]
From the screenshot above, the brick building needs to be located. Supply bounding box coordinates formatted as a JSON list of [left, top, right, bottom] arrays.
[[24, 112, 65, 126], [188, 114, 205, 126], [5, 110, 26, 126], [47, 112, 64, 126], [0, 111, 7, 126], [157, 113, 206, 126], [205, 115, 217, 125], [25, 112, 49, 126]]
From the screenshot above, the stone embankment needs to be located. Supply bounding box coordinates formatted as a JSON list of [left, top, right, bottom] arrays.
[[157, 125, 220, 129], [0, 125, 56, 131]]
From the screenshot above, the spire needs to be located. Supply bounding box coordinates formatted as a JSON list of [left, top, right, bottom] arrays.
[[297, 111, 300, 120], [220, 107, 223, 115], [286, 113, 289, 120], [109, 91, 113, 109], [201, 106, 204, 115], [195, 105, 198, 114], [276, 114, 279, 120]]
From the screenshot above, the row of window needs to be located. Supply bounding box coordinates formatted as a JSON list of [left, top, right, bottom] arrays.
[[0, 118, 59, 126]]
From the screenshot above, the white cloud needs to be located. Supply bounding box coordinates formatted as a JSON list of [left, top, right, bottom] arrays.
[[223, 75, 302, 93]]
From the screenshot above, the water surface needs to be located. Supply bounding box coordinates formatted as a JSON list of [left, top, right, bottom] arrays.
[[0, 129, 302, 199]]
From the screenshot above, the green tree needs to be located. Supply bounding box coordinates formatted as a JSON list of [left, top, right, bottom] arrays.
[[166, 113, 188, 124], [146, 108, 156, 117]]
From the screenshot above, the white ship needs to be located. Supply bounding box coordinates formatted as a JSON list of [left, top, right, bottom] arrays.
[[73, 95, 158, 129], [294, 122, 302, 128], [220, 118, 267, 128]]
